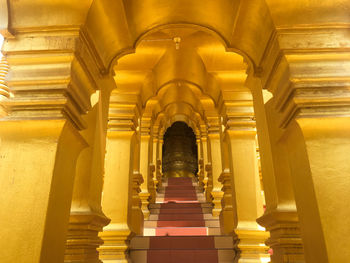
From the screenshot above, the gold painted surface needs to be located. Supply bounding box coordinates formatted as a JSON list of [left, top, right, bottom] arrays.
[[1, 0, 350, 262]]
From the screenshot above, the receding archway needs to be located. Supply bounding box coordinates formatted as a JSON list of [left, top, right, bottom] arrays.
[[162, 121, 198, 177]]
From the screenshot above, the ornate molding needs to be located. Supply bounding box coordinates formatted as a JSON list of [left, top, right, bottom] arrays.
[[211, 190, 224, 218], [259, 26, 350, 128], [204, 163, 213, 203], [257, 209, 305, 262], [207, 116, 221, 134], [138, 191, 150, 220], [0, 56, 10, 117], [0, 30, 99, 130], [65, 212, 110, 263], [219, 171, 235, 235], [140, 117, 152, 136], [108, 95, 141, 132]]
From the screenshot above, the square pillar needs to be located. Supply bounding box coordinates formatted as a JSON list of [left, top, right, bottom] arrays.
[[99, 98, 143, 262], [207, 118, 224, 217], [257, 27, 350, 262], [0, 31, 94, 262]]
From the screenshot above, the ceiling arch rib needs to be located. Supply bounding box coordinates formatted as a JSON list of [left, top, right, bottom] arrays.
[[111, 22, 251, 135], [151, 101, 204, 137], [84, 0, 276, 74]]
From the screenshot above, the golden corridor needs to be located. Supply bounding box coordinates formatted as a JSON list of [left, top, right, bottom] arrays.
[[0, 0, 350, 262]]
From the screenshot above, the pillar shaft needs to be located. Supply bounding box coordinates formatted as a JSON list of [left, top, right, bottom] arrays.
[[207, 120, 224, 217], [286, 118, 350, 262], [227, 128, 269, 261], [0, 30, 95, 262], [99, 99, 143, 262], [197, 136, 205, 191], [0, 121, 86, 263], [201, 132, 210, 196], [257, 26, 350, 262], [150, 132, 158, 194], [66, 99, 111, 263], [156, 136, 163, 188], [249, 76, 304, 262], [139, 120, 155, 219], [218, 127, 235, 235]]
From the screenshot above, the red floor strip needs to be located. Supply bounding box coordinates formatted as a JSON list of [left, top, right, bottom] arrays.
[[148, 177, 219, 262]]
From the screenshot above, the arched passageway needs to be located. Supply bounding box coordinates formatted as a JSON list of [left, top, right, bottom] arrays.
[[162, 121, 198, 178], [1, 1, 350, 263]]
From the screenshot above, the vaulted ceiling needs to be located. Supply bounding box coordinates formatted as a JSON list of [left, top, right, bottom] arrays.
[[113, 26, 251, 135]]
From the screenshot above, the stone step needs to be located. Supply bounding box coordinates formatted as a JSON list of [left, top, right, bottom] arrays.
[[158, 194, 198, 198], [131, 236, 234, 250], [143, 226, 222, 236], [156, 191, 205, 196], [164, 185, 197, 190], [150, 207, 212, 214], [160, 183, 199, 187], [149, 202, 212, 209], [144, 219, 220, 228], [130, 249, 236, 263], [149, 213, 213, 221]]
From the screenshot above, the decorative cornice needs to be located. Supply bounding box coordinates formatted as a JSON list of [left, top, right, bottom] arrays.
[[206, 116, 221, 134], [140, 117, 152, 136], [80, 27, 108, 75], [258, 26, 350, 128], [200, 124, 208, 137], [222, 98, 256, 131], [0, 57, 10, 117], [0, 30, 99, 130]]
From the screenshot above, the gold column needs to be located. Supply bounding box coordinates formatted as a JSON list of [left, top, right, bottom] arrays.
[[64, 34, 117, 263], [257, 27, 350, 262], [207, 117, 224, 217], [139, 117, 156, 219], [218, 129, 235, 236], [248, 75, 304, 262], [151, 126, 159, 194], [99, 97, 143, 262], [156, 132, 163, 187], [0, 31, 94, 262], [225, 116, 269, 261], [65, 89, 111, 263], [200, 125, 210, 198], [197, 133, 205, 191]]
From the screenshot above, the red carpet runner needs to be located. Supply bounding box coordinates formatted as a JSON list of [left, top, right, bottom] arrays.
[[147, 177, 219, 263]]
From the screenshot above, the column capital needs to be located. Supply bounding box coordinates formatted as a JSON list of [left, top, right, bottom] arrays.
[[1, 31, 98, 130], [108, 94, 141, 132], [200, 124, 208, 137], [152, 124, 159, 139], [224, 116, 256, 132], [140, 116, 152, 137], [207, 116, 221, 135], [259, 26, 350, 128]]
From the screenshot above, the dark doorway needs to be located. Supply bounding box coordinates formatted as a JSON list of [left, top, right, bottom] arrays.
[[162, 121, 198, 177]]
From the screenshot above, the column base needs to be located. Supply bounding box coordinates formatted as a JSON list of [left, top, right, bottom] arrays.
[[204, 164, 213, 203], [211, 190, 224, 217], [99, 228, 133, 262], [219, 171, 235, 234], [234, 228, 270, 262], [156, 172, 163, 189], [65, 212, 111, 263], [257, 209, 305, 263], [139, 191, 150, 220]]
